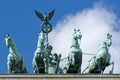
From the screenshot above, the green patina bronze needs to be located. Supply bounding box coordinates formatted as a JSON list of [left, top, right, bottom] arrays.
[[45, 44, 62, 74], [32, 31, 62, 74], [33, 9, 63, 74], [35, 9, 55, 33], [63, 29, 82, 74], [33, 9, 114, 74], [83, 33, 114, 74], [3, 8, 115, 74], [32, 31, 46, 74], [5, 34, 27, 74]]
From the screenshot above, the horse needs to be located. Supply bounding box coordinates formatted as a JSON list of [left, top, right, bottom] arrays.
[[5, 34, 27, 74], [63, 29, 82, 74], [83, 33, 114, 74], [32, 31, 46, 74]]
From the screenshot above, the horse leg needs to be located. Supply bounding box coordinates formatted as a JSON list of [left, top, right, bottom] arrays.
[[43, 57, 49, 73], [63, 59, 70, 74], [63, 67, 68, 74], [77, 53, 82, 74], [7, 61, 12, 74], [7, 56, 14, 74], [21, 60, 27, 73], [33, 64, 38, 74], [33, 60, 39, 74], [34, 54, 42, 74], [78, 65, 81, 74], [69, 52, 75, 65], [33, 62, 37, 73], [109, 61, 114, 74], [82, 66, 91, 74]]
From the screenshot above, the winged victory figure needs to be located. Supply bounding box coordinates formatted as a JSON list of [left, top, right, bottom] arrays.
[[35, 9, 55, 23]]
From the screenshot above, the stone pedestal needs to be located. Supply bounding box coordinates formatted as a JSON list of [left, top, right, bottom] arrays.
[[0, 75, 120, 80]]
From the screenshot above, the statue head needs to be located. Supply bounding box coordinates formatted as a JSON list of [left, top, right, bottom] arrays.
[[73, 29, 82, 39], [53, 53, 58, 60], [45, 44, 53, 53]]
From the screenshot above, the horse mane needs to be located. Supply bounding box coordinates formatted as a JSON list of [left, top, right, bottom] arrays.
[[37, 32, 44, 47], [98, 40, 107, 51], [8, 36, 20, 56], [98, 34, 111, 52], [70, 30, 81, 48]]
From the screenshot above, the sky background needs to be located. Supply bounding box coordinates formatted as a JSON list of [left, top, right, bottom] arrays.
[[0, 0, 120, 74]]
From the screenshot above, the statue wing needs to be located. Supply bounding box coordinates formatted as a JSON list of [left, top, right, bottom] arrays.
[[35, 10, 44, 21], [47, 9, 55, 20]]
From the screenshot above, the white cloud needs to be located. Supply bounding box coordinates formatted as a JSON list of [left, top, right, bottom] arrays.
[[49, 4, 120, 73]]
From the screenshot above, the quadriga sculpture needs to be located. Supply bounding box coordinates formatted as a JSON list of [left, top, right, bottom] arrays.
[[5, 34, 27, 74], [83, 33, 114, 74], [63, 29, 82, 74], [32, 31, 46, 73]]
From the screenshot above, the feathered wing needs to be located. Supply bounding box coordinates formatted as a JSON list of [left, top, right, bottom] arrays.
[[35, 10, 44, 21], [47, 9, 55, 20]]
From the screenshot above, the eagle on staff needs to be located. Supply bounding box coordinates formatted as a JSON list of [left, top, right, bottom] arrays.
[[35, 9, 55, 23]]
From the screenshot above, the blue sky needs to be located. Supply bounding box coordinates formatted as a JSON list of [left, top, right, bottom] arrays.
[[0, 0, 120, 74]]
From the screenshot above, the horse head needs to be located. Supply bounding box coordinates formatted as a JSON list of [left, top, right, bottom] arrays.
[[102, 33, 112, 48], [73, 29, 82, 40], [5, 34, 15, 48], [39, 31, 44, 43], [106, 33, 112, 47]]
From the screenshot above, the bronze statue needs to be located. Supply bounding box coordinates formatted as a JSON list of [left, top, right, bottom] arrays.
[[83, 33, 114, 74], [35, 9, 55, 23], [5, 34, 27, 74], [63, 29, 82, 74], [35, 9, 55, 33], [32, 31, 46, 74], [34, 9, 57, 74]]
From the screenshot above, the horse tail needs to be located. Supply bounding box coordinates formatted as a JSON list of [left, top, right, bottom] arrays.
[[21, 59, 27, 73]]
